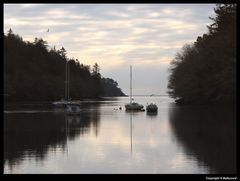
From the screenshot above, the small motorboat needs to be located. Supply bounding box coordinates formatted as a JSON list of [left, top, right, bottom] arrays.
[[146, 103, 158, 112]]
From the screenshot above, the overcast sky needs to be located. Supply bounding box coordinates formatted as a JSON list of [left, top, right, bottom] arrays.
[[4, 4, 216, 95]]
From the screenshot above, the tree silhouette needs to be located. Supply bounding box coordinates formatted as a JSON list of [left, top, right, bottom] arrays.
[[168, 4, 236, 105], [4, 30, 125, 102]]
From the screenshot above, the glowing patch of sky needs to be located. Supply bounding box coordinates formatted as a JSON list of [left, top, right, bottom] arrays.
[[4, 3, 216, 95]]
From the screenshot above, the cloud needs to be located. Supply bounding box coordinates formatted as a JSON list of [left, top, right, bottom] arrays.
[[106, 11, 130, 18], [4, 4, 216, 94]]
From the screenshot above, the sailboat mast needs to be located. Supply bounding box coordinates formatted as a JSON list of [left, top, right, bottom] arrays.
[[65, 60, 68, 100], [130, 112, 132, 153], [68, 62, 70, 100], [130, 65, 132, 104]]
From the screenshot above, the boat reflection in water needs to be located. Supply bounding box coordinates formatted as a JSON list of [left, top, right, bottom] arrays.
[[4, 112, 67, 171], [65, 114, 81, 124], [125, 111, 134, 154], [4, 97, 236, 174], [169, 104, 236, 174], [4, 103, 101, 173], [146, 111, 158, 117]]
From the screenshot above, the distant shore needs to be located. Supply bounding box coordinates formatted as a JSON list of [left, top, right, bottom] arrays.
[[4, 96, 128, 105], [125, 95, 169, 97]]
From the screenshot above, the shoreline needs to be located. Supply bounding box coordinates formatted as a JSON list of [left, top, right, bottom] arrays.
[[4, 96, 128, 105]]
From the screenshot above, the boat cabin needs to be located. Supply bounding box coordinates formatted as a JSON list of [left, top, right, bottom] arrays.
[[66, 103, 81, 114]]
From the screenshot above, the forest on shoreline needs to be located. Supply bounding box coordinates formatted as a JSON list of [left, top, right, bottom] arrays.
[[168, 4, 236, 105], [4, 30, 125, 102]]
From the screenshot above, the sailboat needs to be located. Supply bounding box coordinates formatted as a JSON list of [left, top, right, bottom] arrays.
[[53, 60, 72, 107], [52, 60, 81, 113], [146, 103, 158, 112], [125, 65, 144, 111]]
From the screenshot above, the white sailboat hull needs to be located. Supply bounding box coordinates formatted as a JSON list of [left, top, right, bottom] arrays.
[[125, 102, 144, 111], [66, 104, 81, 114]]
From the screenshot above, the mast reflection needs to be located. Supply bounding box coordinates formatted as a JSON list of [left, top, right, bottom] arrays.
[[4, 103, 101, 171]]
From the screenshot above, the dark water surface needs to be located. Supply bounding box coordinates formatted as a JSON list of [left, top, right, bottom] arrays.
[[4, 96, 236, 174]]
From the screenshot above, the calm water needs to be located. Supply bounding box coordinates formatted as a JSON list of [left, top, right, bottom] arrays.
[[4, 96, 236, 174]]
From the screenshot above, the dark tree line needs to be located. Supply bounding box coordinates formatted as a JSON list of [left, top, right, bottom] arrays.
[[4, 30, 125, 102], [168, 4, 236, 105], [100, 78, 126, 97]]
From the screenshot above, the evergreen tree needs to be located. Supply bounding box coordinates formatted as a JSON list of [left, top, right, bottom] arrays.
[[4, 30, 125, 102], [168, 4, 236, 104]]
